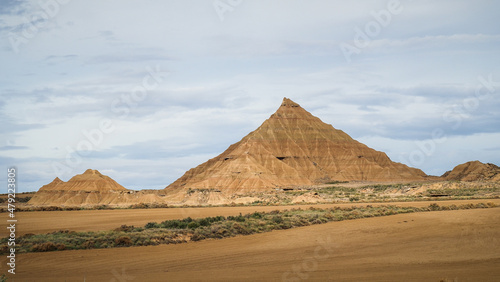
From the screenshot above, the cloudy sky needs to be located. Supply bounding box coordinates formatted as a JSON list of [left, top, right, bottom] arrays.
[[1, 0, 499, 192]]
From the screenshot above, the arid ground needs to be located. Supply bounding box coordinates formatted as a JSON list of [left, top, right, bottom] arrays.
[[12, 199, 500, 235], [2, 199, 499, 281]]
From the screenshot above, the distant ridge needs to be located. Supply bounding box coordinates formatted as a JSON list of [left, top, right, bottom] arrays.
[[165, 97, 428, 194]]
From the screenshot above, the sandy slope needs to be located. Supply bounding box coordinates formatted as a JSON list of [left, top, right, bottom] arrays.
[[4, 207, 499, 281], [14, 199, 500, 235]]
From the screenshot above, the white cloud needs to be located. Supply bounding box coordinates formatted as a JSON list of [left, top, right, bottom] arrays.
[[1, 0, 499, 191]]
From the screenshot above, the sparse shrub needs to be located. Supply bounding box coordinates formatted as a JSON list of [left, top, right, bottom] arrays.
[[311, 219, 323, 225], [232, 222, 251, 235], [459, 203, 475, 209], [279, 221, 293, 229], [272, 215, 283, 224], [334, 214, 345, 221], [130, 203, 150, 209], [32, 242, 58, 252], [145, 222, 160, 229], [191, 230, 206, 241], [51, 230, 70, 235], [250, 212, 263, 219], [114, 225, 135, 232], [161, 219, 188, 229], [44, 206, 63, 211], [82, 240, 95, 249], [115, 236, 132, 246], [428, 203, 441, 211]]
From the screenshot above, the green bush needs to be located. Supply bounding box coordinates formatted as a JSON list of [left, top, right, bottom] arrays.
[[250, 212, 263, 219], [227, 213, 246, 222], [198, 218, 210, 226], [273, 215, 285, 224], [160, 220, 188, 229], [145, 222, 159, 229]]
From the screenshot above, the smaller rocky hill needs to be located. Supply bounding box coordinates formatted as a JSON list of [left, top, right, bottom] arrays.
[[38, 169, 127, 192], [28, 169, 129, 206], [441, 161, 500, 182]]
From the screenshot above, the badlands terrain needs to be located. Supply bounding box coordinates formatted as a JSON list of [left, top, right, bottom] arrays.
[[25, 99, 500, 207], [1, 98, 499, 281]]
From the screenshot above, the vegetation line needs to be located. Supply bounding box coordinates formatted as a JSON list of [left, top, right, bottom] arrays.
[[1, 202, 496, 254]]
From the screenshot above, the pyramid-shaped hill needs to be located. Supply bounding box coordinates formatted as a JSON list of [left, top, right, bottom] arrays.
[[40, 169, 128, 192], [29, 169, 132, 206], [165, 98, 427, 194], [441, 161, 500, 182]]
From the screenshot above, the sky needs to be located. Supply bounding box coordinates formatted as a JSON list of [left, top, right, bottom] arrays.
[[1, 0, 499, 192]]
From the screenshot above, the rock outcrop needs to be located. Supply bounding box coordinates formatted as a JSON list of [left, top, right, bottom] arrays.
[[165, 98, 427, 194], [441, 161, 500, 182]]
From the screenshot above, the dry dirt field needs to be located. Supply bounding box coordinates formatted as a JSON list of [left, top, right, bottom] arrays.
[[2, 206, 498, 281], [13, 199, 500, 235]]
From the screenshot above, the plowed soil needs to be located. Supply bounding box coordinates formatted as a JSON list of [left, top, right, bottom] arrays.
[[2, 200, 499, 281]]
